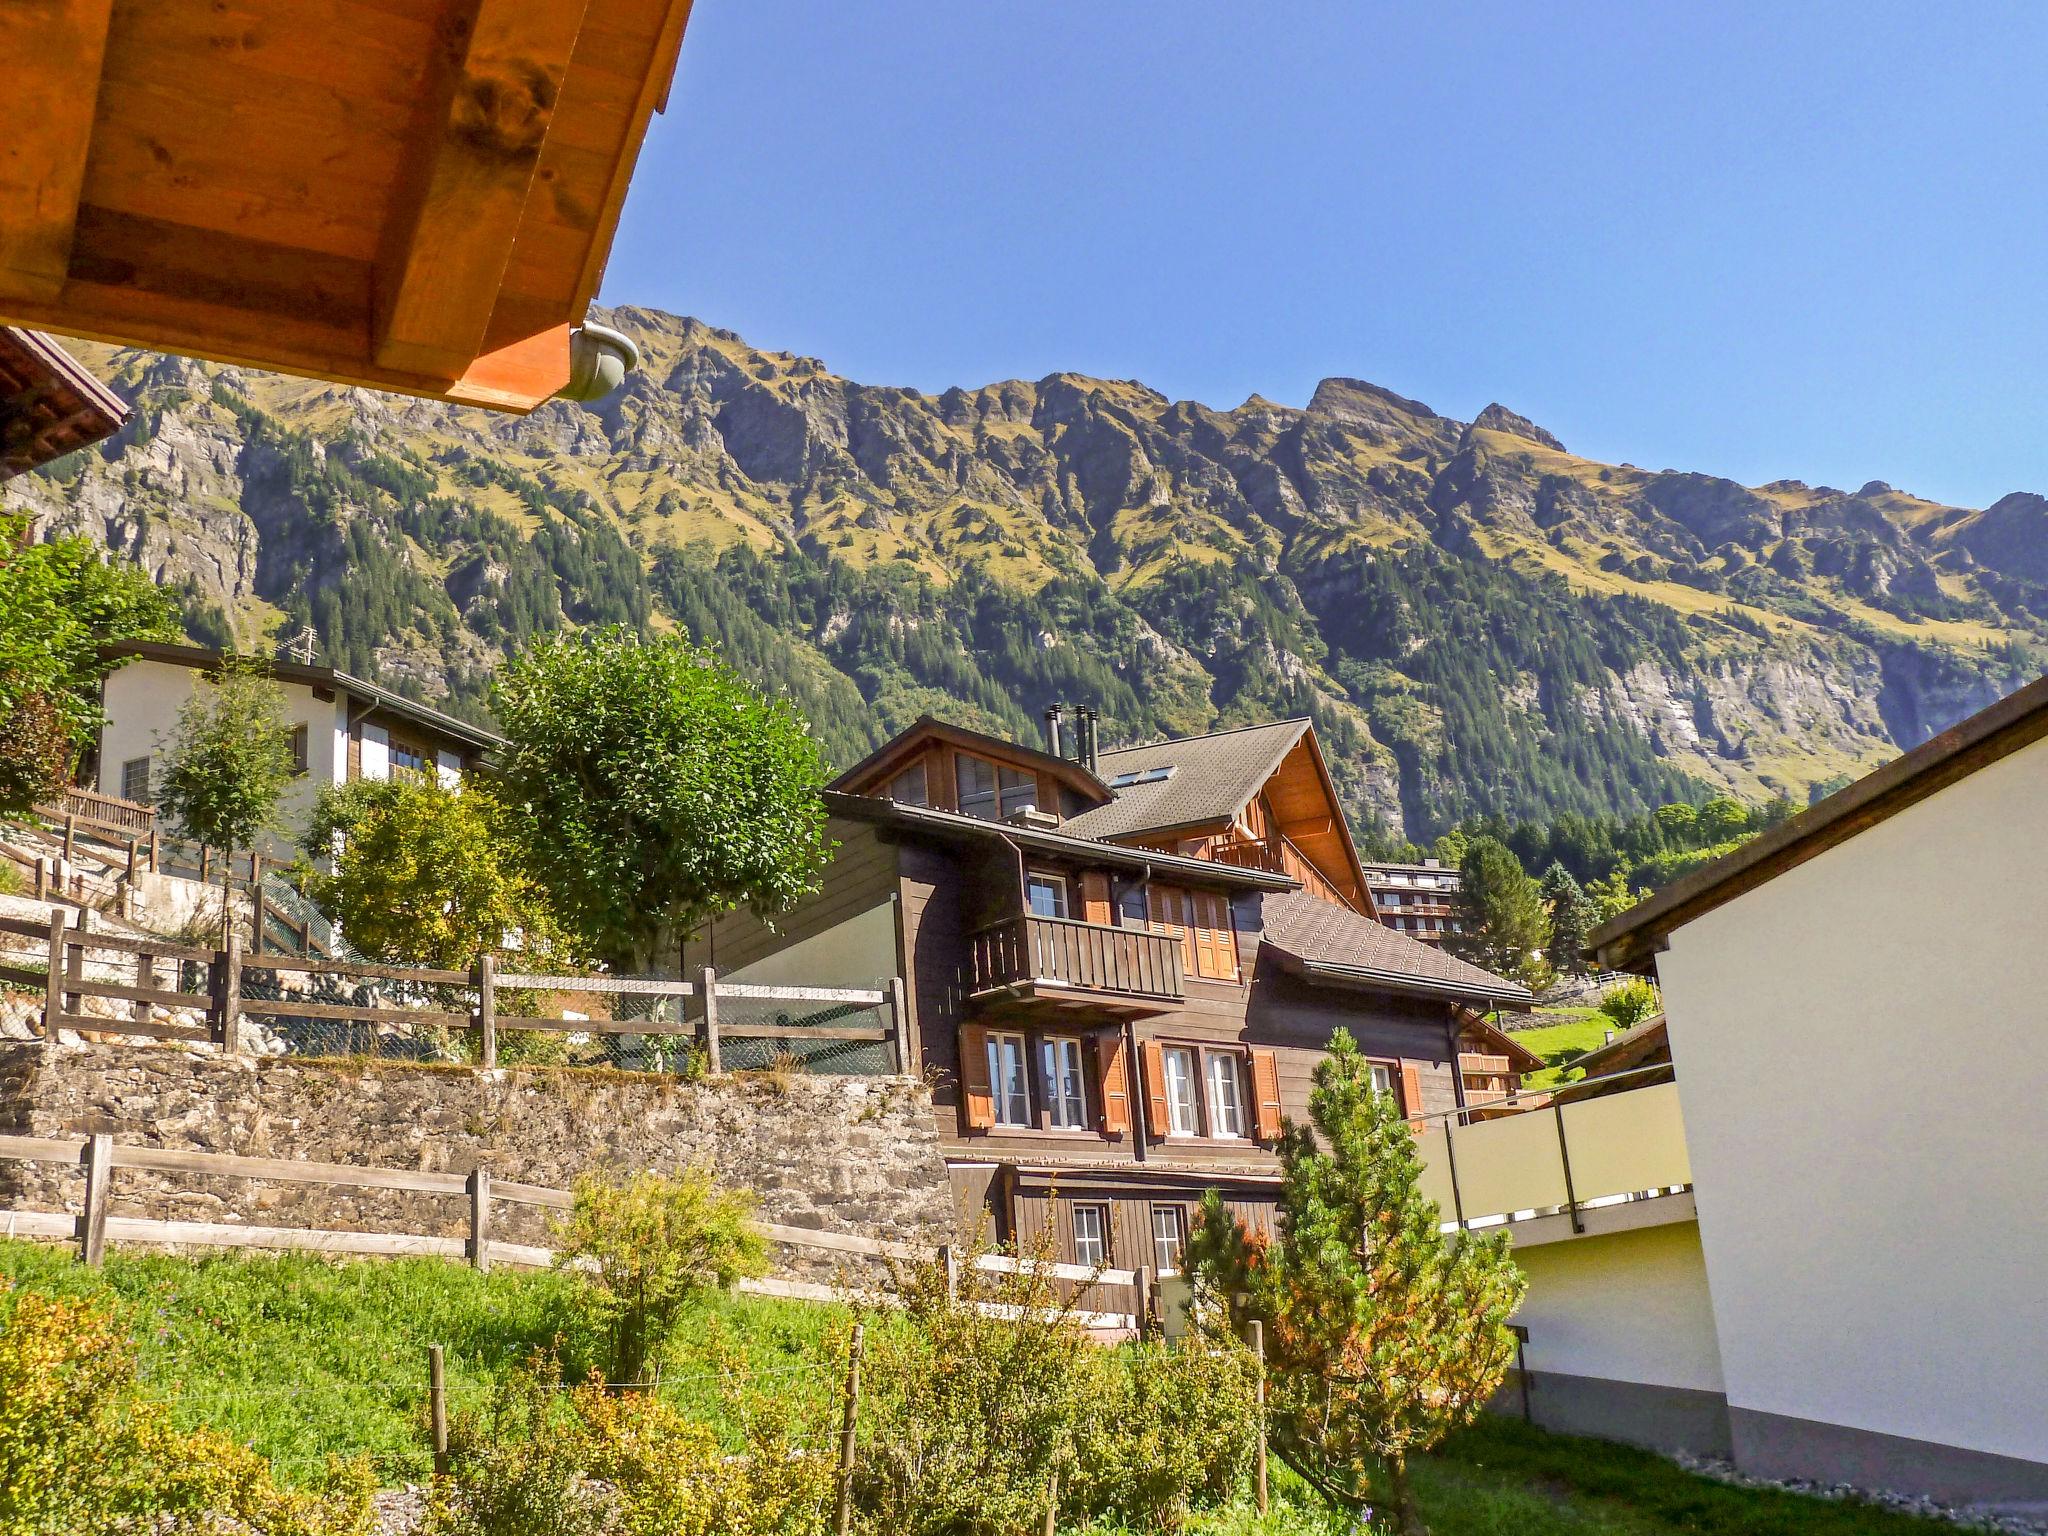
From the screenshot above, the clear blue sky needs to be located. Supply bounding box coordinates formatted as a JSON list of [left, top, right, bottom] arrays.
[[601, 1, 2048, 509]]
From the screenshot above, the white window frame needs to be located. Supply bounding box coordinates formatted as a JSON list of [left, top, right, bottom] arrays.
[[1072, 1203, 1109, 1268], [1161, 1045, 1201, 1137], [120, 755, 150, 803], [1042, 1036, 1088, 1130], [1026, 872, 1069, 920], [988, 1032, 1031, 1127], [1151, 1205, 1186, 1274], [1204, 1050, 1247, 1138], [1368, 1062, 1394, 1099]]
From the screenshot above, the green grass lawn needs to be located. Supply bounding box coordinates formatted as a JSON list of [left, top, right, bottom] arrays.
[[1513, 1007, 1615, 1090], [1, 1240, 1940, 1534]]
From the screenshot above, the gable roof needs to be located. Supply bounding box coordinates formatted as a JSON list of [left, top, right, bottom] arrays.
[[826, 715, 1113, 804], [1062, 718, 1311, 841], [1257, 890, 1530, 1007], [1459, 1010, 1545, 1074], [1569, 1015, 1670, 1079], [1588, 671, 2048, 972], [102, 641, 503, 755]]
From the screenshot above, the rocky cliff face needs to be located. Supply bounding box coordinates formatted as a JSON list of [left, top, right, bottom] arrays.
[[6, 307, 2041, 841]]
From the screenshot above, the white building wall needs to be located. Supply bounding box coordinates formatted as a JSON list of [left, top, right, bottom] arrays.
[[98, 658, 344, 860], [1658, 731, 2048, 1475], [1514, 1219, 1725, 1397]]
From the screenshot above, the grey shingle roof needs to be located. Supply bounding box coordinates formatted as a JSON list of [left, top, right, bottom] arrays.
[[1256, 891, 1529, 1002], [1062, 719, 1311, 842]]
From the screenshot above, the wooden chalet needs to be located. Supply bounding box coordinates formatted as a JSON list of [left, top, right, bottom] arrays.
[[0, 0, 693, 412], [698, 710, 1530, 1288]]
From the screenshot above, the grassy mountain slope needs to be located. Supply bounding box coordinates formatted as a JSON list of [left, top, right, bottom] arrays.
[[8, 306, 2043, 842]]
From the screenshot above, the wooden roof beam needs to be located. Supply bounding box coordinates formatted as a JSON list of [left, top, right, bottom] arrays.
[[373, 0, 592, 385], [0, 0, 114, 301]]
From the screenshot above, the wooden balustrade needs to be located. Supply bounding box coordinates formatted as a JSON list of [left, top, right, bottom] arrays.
[[969, 914, 1185, 1002], [1210, 832, 1360, 911]]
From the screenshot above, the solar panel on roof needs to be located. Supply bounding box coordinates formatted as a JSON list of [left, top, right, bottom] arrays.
[[1106, 765, 1176, 789]]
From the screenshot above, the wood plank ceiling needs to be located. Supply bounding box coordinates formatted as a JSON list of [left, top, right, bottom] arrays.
[[0, 0, 692, 412]]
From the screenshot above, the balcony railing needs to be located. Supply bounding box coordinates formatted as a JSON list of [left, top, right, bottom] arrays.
[[1210, 833, 1361, 912], [1415, 1069, 1692, 1235], [969, 914, 1186, 1004]]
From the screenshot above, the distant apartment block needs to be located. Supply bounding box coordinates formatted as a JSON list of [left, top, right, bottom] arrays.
[[1362, 859, 1462, 944]]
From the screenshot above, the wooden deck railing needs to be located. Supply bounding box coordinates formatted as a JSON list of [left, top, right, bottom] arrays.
[[1210, 832, 1362, 912], [969, 914, 1185, 1002], [36, 785, 155, 836], [0, 915, 910, 1077]]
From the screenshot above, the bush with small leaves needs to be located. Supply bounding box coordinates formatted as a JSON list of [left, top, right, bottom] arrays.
[[1598, 977, 1660, 1033]]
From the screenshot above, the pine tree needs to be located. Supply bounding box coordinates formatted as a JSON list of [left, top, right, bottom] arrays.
[[1538, 860, 1596, 975], [1185, 1030, 1526, 1535], [1451, 837, 1551, 978]]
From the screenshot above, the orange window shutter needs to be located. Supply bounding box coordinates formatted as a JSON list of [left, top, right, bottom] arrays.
[[1081, 872, 1112, 927], [1140, 1039, 1170, 1137], [960, 1025, 994, 1131], [1399, 1061, 1425, 1128], [1251, 1049, 1283, 1140], [1094, 1031, 1131, 1134]]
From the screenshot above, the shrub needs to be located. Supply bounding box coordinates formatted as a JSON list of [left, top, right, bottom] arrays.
[[1597, 978, 1660, 1033], [553, 1167, 768, 1386], [426, 1357, 832, 1536], [855, 1241, 1257, 1534], [0, 1284, 373, 1536]]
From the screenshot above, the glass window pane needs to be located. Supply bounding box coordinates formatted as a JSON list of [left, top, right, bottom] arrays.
[[889, 762, 927, 806], [998, 765, 1038, 817], [1206, 1053, 1245, 1137], [1043, 1037, 1087, 1129], [1151, 1206, 1185, 1273], [1162, 1047, 1200, 1136], [1027, 875, 1068, 919], [956, 756, 998, 819], [1369, 1063, 1393, 1099], [1073, 1204, 1107, 1266], [989, 1033, 1030, 1125]]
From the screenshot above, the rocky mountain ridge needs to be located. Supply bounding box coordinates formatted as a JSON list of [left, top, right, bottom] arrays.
[[8, 306, 2042, 843]]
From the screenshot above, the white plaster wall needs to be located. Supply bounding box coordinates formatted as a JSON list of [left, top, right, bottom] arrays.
[[98, 659, 343, 861], [1658, 731, 2048, 1465], [1512, 1219, 1724, 1394]]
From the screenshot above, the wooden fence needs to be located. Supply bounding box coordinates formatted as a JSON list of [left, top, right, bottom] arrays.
[[0, 913, 912, 1077], [0, 1132, 1140, 1331]]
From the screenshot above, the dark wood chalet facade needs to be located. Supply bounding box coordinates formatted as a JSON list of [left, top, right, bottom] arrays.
[[694, 712, 1531, 1282]]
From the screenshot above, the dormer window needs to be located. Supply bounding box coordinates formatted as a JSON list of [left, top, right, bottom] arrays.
[[889, 761, 928, 807], [956, 754, 1037, 821]]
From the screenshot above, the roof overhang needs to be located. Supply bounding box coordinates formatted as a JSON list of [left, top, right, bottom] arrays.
[[1456, 1007, 1545, 1072], [1267, 945, 1533, 1010], [1587, 672, 2048, 972], [823, 790, 1295, 892], [0, 0, 693, 413], [101, 640, 504, 754], [0, 327, 127, 477]]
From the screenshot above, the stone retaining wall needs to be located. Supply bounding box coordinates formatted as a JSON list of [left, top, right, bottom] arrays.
[[0, 1043, 954, 1281]]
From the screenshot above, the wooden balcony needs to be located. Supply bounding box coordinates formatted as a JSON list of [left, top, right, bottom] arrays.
[[1210, 833, 1363, 913], [968, 915, 1185, 1017]]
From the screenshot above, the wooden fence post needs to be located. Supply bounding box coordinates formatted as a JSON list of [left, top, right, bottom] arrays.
[[126, 838, 139, 881], [888, 975, 910, 1075], [474, 953, 497, 1070], [429, 1344, 449, 1477], [1250, 1318, 1268, 1516], [200, 846, 211, 886], [148, 827, 159, 873], [1134, 1266, 1155, 1340], [33, 856, 46, 901], [940, 1243, 959, 1303], [135, 948, 156, 1029], [79, 1132, 112, 1267], [1042, 1469, 1060, 1536], [62, 812, 76, 862], [468, 1167, 492, 1273], [834, 1322, 865, 1536], [41, 911, 66, 1061], [698, 966, 721, 1075]]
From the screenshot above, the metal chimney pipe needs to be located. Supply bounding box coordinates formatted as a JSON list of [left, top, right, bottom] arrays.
[[1078, 707, 1099, 773], [1043, 704, 1064, 759]]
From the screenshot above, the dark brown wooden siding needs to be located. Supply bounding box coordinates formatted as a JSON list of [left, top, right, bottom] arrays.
[[691, 818, 903, 980]]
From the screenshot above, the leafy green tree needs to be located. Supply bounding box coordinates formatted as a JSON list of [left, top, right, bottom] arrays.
[[491, 629, 832, 973], [1584, 868, 1648, 927], [1695, 795, 1751, 843], [0, 513, 179, 814], [1538, 861, 1597, 974], [1186, 1030, 1526, 1536], [153, 656, 296, 939], [304, 775, 563, 973], [1451, 836, 1551, 978]]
